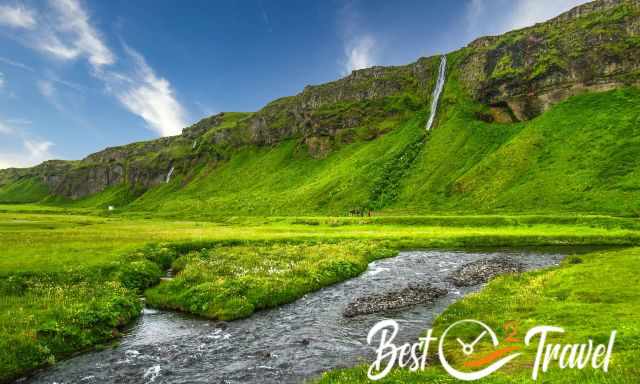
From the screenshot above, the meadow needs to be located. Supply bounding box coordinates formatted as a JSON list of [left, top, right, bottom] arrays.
[[1, 206, 640, 381]]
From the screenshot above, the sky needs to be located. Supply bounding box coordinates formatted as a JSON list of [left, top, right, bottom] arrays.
[[0, 0, 590, 169]]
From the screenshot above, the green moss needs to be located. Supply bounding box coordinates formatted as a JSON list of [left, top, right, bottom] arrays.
[[491, 54, 525, 80]]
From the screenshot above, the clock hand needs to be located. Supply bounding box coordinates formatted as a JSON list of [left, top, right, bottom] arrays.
[[469, 331, 487, 348], [457, 338, 468, 348]]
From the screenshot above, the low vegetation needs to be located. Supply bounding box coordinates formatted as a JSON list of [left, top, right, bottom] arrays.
[[146, 242, 396, 320], [2, 210, 640, 381], [318, 247, 640, 383]]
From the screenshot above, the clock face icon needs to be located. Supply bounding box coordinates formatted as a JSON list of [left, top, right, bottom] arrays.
[[457, 329, 489, 356], [438, 320, 522, 381]]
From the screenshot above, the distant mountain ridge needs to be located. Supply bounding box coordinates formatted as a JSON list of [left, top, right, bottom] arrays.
[[1, 0, 639, 216]]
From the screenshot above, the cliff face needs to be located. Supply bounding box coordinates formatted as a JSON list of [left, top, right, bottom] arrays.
[[1, 0, 639, 202], [459, 0, 640, 121]]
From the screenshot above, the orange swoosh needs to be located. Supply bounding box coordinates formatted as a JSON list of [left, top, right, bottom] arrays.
[[463, 346, 521, 368]]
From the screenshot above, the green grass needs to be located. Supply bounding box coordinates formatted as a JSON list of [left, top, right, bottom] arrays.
[[34, 81, 639, 218], [0, 177, 49, 204], [0, 241, 176, 381], [2, 209, 640, 381], [145, 242, 396, 320], [317, 247, 640, 383]]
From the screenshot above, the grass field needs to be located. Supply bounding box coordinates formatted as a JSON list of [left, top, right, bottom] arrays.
[[2, 207, 640, 381], [318, 247, 640, 383]]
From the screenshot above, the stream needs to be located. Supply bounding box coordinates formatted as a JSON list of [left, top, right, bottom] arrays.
[[22, 249, 570, 384]]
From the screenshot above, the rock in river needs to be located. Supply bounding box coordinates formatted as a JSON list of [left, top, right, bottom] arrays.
[[447, 256, 524, 287], [343, 283, 447, 318]]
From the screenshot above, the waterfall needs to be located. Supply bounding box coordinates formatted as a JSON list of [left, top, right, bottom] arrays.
[[166, 166, 175, 183], [425, 56, 447, 131]]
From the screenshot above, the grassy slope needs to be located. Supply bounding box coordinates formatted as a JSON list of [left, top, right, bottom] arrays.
[[318, 247, 640, 383], [126, 111, 427, 216], [49, 82, 640, 218], [399, 84, 640, 214], [0, 177, 49, 204]]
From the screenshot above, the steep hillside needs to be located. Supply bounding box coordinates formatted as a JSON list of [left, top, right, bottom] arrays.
[[1, 0, 639, 216]]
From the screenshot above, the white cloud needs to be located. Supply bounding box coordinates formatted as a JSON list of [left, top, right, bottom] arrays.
[[0, 120, 55, 169], [37, 79, 54, 97], [0, 139, 54, 169], [37, 32, 82, 61], [0, 4, 36, 29], [24, 139, 54, 159], [0, 121, 13, 134], [37, 79, 66, 112], [5, 118, 32, 125], [46, 0, 114, 68], [2, 0, 188, 138], [102, 46, 187, 137], [0, 72, 4, 88], [343, 35, 376, 74], [506, 0, 590, 30], [465, 0, 590, 38], [31, 0, 114, 67], [0, 56, 35, 72], [338, 1, 379, 75]]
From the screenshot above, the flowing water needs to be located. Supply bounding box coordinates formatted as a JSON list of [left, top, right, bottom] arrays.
[[165, 167, 175, 184], [23, 249, 568, 384], [425, 56, 447, 131]]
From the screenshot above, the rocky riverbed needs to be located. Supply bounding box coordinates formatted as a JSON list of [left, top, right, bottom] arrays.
[[447, 255, 524, 287], [343, 283, 447, 317]]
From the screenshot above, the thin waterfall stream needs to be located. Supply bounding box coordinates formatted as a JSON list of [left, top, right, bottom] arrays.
[[425, 56, 447, 131], [165, 166, 175, 183]]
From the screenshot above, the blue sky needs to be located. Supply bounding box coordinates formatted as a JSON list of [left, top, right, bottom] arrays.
[[0, 0, 588, 169]]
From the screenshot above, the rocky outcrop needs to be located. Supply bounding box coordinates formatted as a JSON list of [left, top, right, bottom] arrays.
[[212, 58, 439, 152], [2, 0, 639, 201], [343, 283, 447, 317], [447, 256, 524, 287], [459, 0, 640, 121]]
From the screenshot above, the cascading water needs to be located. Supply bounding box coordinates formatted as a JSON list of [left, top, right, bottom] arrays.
[[165, 166, 175, 183], [425, 56, 447, 131]]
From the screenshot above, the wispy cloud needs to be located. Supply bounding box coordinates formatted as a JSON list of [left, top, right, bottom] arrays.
[[506, 0, 590, 30], [258, 0, 272, 33], [37, 79, 63, 111], [343, 35, 376, 74], [0, 4, 36, 29], [99, 46, 187, 136], [0, 120, 13, 134], [5, 118, 32, 125], [1, 0, 188, 138], [24, 138, 54, 160], [465, 0, 590, 38], [0, 119, 55, 169], [0, 56, 35, 72], [0, 72, 4, 89], [0, 139, 55, 169], [25, 0, 114, 66], [37, 79, 54, 97], [338, 1, 378, 75], [43, 0, 114, 68]]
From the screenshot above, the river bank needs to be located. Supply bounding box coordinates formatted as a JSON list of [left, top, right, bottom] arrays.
[[22, 249, 567, 383], [2, 210, 639, 382]]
